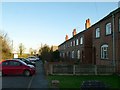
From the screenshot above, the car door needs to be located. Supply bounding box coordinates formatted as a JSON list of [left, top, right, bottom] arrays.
[[9, 61, 23, 75], [2, 61, 11, 75]]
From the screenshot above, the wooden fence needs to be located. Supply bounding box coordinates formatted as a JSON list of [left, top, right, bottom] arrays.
[[44, 62, 115, 75]]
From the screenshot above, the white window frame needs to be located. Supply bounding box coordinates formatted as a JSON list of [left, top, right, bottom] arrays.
[[106, 23, 111, 35], [101, 44, 108, 59], [118, 18, 120, 32], [71, 41, 72, 46], [73, 40, 75, 46], [72, 51, 74, 59], [77, 50, 80, 59], [76, 39, 79, 45], [80, 37, 83, 44], [95, 28, 100, 38]]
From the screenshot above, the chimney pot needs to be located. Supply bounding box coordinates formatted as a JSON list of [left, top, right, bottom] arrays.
[[72, 29, 76, 36], [85, 18, 91, 29], [65, 35, 69, 41]]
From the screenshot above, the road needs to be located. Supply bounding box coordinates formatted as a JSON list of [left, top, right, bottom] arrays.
[[1, 60, 48, 89]]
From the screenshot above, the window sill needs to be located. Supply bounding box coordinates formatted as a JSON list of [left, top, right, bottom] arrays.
[[100, 58, 109, 60]]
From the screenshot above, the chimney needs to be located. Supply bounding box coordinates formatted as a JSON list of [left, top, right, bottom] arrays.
[[85, 18, 91, 29], [72, 29, 76, 36], [65, 35, 69, 41]]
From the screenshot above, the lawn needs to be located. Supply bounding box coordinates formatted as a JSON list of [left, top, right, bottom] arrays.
[[47, 75, 120, 89]]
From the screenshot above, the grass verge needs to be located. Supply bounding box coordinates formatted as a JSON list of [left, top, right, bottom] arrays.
[[47, 75, 120, 89]]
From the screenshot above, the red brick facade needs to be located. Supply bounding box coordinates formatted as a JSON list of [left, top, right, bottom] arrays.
[[58, 7, 120, 73], [92, 8, 120, 73]]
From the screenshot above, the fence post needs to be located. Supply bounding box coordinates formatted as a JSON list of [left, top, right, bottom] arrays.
[[73, 65, 75, 75], [50, 64, 53, 75], [95, 65, 97, 75]]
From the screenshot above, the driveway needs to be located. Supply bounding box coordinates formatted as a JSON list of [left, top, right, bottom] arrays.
[[29, 60, 48, 88]]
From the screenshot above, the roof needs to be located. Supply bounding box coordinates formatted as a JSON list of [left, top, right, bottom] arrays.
[[58, 7, 120, 47]]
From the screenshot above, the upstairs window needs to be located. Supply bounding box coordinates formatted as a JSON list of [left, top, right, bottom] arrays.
[[71, 41, 72, 46], [95, 28, 100, 38], [76, 39, 79, 45], [119, 18, 120, 32], [63, 53, 65, 58], [64, 45, 65, 49], [101, 44, 108, 59], [106, 23, 111, 35], [73, 40, 75, 46], [60, 53, 62, 57], [80, 37, 83, 44]]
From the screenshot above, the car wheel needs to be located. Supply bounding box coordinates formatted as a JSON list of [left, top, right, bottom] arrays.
[[24, 70, 30, 76]]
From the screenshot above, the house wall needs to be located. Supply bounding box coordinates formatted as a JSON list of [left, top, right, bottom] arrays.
[[58, 29, 93, 64], [92, 8, 120, 72], [59, 8, 120, 73], [92, 16, 113, 66]]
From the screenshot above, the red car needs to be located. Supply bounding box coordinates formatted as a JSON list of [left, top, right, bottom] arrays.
[[0, 60, 36, 76]]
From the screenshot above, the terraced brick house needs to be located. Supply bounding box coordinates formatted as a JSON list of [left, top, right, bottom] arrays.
[[58, 19, 93, 64], [92, 7, 120, 73], [58, 7, 120, 73]]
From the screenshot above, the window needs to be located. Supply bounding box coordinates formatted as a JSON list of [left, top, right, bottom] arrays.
[[2, 61, 9, 66], [119, 18, 120, 32], [80, 37, 83, 44], [72, 51, 74, 59], [63, 53, 65, 58], [77, 50, 80, 59], [73, 40, 75, 46], [76, 39, 79, 45], [95, 28, 100, 38], [68, 43, 69, 47], [64, 45, 65, 49], [106, 23, 111, 35], [71, 41, 72, 46], [67, 52, 69, 57], [101, 44, 108, 59], [60, 53, 62, 57], [9, 61, 21, 66]]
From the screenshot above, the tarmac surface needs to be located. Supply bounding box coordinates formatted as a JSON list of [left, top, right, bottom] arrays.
[[1, 60, 48, 89]]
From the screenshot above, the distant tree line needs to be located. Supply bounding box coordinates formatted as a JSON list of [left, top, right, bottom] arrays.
[[0, 31, 60, 61], [38, 44, 60, 62]]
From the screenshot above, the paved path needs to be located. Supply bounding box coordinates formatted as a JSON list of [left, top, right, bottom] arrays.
[[29, 60, 48, 88]]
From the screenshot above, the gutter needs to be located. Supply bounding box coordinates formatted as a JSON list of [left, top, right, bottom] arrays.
[[112, 14, 116, 69]]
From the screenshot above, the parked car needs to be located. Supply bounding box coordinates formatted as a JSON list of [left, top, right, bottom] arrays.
[[13, 58, 36, 67], [0, 60, 36, 76], [27, 56, 39, 62]]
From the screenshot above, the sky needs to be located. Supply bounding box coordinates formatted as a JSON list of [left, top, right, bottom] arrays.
[[1, 1, 119, 53]]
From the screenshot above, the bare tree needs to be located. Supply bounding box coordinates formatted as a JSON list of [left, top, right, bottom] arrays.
[[0, 31, 12, 59], [18, 43, 25, 55]]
